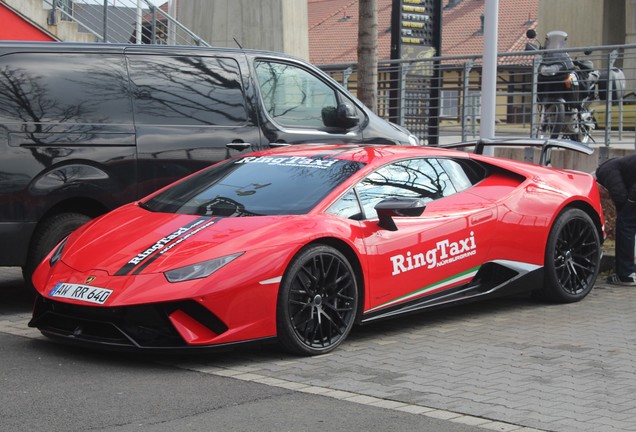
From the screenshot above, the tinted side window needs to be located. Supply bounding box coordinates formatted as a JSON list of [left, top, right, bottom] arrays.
[[254, 61, 338, 128], [0, 53, 132, 124], [326, 189, 363, 220], [439, 159, 475, 192], [127, 55, 247, 126], [356, 158, 457, 219]]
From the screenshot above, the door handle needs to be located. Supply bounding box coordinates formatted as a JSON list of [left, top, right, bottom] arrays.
[[226, 142, 252, 151], [470, 209, 495, 225]]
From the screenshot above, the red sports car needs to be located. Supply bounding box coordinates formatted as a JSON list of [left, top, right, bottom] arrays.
[[30, 140, 604, 355]]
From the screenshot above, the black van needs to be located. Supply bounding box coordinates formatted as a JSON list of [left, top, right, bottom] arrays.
[[0, 42, 417, 279]]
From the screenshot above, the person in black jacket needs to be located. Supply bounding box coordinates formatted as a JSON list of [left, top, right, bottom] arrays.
[[596, 154, 636, 285]]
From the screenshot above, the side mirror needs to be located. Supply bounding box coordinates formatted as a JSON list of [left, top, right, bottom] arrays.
[[375, 197, 426, 231], [337, 102, 360, 128], [322, 103, 359, 129], [526, 29, 537, 39]]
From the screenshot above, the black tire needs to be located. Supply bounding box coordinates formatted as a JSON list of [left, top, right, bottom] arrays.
[[537, 208, 601, 303], [277, 245, 358, 356], [23, 212, 92, 287], [543, 103, 565, 139]]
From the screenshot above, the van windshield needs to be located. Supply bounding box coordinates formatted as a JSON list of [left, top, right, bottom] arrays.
[[141, 155, 364, 216]]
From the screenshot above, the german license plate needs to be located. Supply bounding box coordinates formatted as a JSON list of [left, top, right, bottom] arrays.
[[49, 282, 113, 305]]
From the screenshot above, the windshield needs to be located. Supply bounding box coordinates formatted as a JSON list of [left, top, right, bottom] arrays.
[[141, 155, 364, 216]]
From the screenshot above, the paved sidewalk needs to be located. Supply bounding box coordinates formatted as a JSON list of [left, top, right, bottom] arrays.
[[2, 267, 636, 432]]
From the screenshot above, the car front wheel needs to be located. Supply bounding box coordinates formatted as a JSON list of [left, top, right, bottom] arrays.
[[277, 245, 358, 356], [539, 208, 601, 302]]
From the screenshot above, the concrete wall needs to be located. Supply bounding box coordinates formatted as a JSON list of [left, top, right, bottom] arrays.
[[604, 0, 627, 46], [2, 0, 96, 42], [495, 146, 635, 174], [177, 0, 308, 59], [537, 0, 605, 48]]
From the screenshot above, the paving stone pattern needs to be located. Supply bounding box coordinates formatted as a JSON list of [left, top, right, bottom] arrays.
[[2, 266, 635, 432]]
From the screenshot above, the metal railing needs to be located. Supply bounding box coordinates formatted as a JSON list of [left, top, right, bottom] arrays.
[[320, 43, 636, 148], [44, 0, 209, 46]]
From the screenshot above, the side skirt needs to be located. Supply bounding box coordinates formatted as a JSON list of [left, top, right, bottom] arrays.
[[360, 260, 544, 324]]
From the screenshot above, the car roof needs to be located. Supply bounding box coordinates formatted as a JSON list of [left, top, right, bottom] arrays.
[[247, 144, 471, 167]]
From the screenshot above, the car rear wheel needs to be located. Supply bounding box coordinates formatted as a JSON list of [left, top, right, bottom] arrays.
[[277, 245, 358, 356], [538, 208, 600, 303]]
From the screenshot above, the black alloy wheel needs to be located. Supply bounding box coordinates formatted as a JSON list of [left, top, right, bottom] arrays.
[[539, 208, 601, 302], [277, 245, 358, 356]]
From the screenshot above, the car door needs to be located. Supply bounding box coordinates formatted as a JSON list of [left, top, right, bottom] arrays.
[[126, 51, 263, 197], [252, 59, 367, 144], [350, 157, 498, 314]]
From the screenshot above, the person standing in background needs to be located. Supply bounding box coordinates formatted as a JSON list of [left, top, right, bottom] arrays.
[[596, 154, 636, 285]]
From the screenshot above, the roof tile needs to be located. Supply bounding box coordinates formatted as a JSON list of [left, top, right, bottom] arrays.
[[309, 0, 538, 64]]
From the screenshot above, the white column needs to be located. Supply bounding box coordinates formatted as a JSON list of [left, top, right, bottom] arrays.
[[480, 0, 499, 155]]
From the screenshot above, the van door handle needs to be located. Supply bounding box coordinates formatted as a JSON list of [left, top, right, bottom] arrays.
[[226, 142, 252, 151]]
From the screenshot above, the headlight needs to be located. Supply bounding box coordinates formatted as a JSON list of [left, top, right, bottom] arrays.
[[539, 64, 563, 76], [49, 237, 69, 267], [389, 122, 420, 146], [164, 252, 244, 283], [407, 133, 420, 146]]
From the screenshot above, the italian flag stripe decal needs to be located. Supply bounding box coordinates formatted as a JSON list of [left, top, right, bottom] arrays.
[[367, 266, 481, 313]]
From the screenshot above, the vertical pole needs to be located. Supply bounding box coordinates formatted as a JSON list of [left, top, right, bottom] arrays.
[[102, 0, 108, 43], [480, 0, 499, 155], [48, 0, 58, 25], [136, 0, 143, 44], [343, 66, 353, 87], [168, 0, 177, 45], [530, 56, 540, 137], [428, 0, 443, 146], [461, 61, 473, 142], [603, 50, 619, 146], [399, 64, 412, 126], [151, 6, 157, 44]]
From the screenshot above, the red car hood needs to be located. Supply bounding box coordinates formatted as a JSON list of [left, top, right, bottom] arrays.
[[61, 203, 302, 275]]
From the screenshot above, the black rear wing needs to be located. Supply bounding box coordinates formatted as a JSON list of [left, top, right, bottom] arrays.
[[441, 138, 593, 166]]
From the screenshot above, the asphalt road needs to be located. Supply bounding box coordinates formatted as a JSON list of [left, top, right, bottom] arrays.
[[0, 268, 486, 432], [4, 265, 636, 432]]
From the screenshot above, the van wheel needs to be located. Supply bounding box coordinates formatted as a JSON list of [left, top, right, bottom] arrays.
[[23, 213, 92, 288]]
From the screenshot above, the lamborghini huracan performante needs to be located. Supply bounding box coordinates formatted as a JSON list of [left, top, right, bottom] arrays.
[[30, 141, 604, 355]]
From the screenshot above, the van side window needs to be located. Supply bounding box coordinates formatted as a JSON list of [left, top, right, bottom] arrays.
[[127, 55, 247, 126], [0, 53, 132, 124], [254, 61, 339, 129]]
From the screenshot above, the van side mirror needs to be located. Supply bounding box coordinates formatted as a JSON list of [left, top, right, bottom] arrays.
[[322, 103, 360, 129], [337, 102, 359, 128], [375, 197, 426, 231]]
